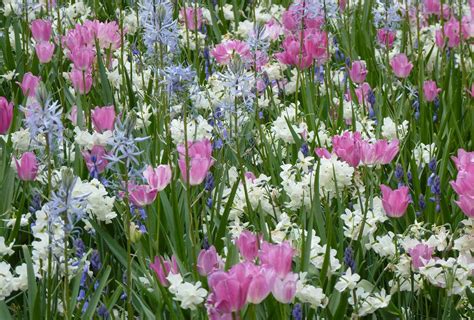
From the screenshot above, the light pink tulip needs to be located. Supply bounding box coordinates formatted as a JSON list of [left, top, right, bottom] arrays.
[[390, 54, 413, 78], [444, 17, 461, 48], [348, 60, 368, 84], [360, 139, 399, 166], [14, 152, 39, 181], [247, 267, 276, 304], [271, 272, 298, 304], [304, 30, 329, 63], [143, 165, 172, 191], [380, 184, 410, 217], [259, 241, 294, 278], [91, 105, 116, 133], [177, 139, 214, 186], [451, 149, 474, 171], [315, 147, 331, 159], [211, 40, 251, 65], [423, 80, 441, 102], [408, 244, 434, 269], [31, 19, 52, 42], [128, 182, 158, 207], [35, 42, 55, 63], [0, 97, 14, 135]]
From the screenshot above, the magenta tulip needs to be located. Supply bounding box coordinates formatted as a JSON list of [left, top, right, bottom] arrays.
[[348, 60, 368, 84], [70, 69, 92, 94], [423, 80, 441, 102], [235, 230, 260, 261], [197, 245, 220, 276], [0, 97, 14, 135], [128, 182, 158, 207], [91, 105, 116, 133], [14, 152, 39, 181], [19, 73, 41, 97], [332, 131, 362, 167], [30, 19, 52, 42], [247, 267, 276, 304]]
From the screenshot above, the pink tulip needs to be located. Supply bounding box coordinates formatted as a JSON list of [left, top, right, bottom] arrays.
[[70, 47, 95, 71], [235, 230, 260, 261], [444, 17, 461, 48], [82, 145, 109, 175], [332, 131, 362, 167], [462, 16, 474, 40], [94, 21, 122, 50], [150, 255, 179, 286], [177, 139, 214, 186], [30, 19, 52, 42], [275, 34, 313, 69], [208, 265, 252, 313], [19, 73, 41, 97], [354, 82, 372, 105], [247, 267, 276, 304], [455, 194, 474, 218], [179, 7, 203, 31], [304, 30, 329, 63], [408, 244, 434, 269], [211, 40, 251, 65], [424, 0, 441, 16], [35, 42, 55, 63], [348, 60, 368, 84], [380, 184, 410, 217], [14, 152, 39, 181], [128, 182, 158, 207], [70, 69, 92, 94], [197, 245, 220, 276], [435, 29, 445, 48], [377, 29, 396, 48], [390, 54, 413, 78], [315, 147, 331, 159], [451, 149, 474, 171], [423, 80, 441, 102], [143, 165, 172, 191], [0, 97, 14, 135], [91, 105, 116, 133], [360, 139, 399, 166], [259, 241, 294, 278], [271, 272, 298, 304]]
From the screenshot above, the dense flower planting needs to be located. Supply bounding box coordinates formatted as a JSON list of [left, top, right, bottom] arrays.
[[0, 0, 473, 319]]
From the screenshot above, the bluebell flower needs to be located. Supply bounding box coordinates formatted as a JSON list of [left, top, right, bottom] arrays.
[[97, 304, 110, 319], [292, 303, 303, 320], [91, 250, 102, 273], [344, 247, 356, 273], [160, 64, 196, 98], [300, 143, 310, 157]]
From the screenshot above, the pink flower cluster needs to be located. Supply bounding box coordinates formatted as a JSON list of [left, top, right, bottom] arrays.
[[450, 149, 474, 218], [205, 232, 297, 319], [31, 20, 55, 64], [62, 20, 122, 94], [275, 3, 328, 69], [324, 131, 399, 167]]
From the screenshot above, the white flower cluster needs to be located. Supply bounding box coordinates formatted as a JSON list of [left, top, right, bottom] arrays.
[[341, 197, 388, 240], [170, 116, 213, 145], [166, 273, 208, 310], [73, 178, 116, 223], [295, 273, 328, 309]]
